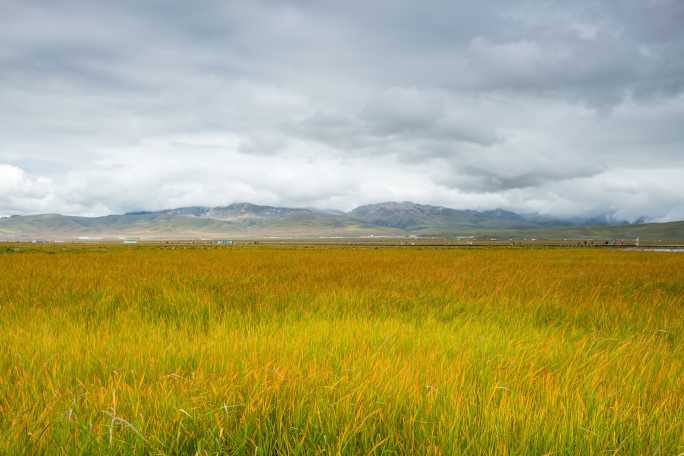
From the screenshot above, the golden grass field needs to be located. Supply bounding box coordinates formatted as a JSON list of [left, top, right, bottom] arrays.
[[1, 244, 683, 454]]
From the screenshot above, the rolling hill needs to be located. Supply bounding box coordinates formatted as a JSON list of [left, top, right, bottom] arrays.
[[1, 201, 682, 240]]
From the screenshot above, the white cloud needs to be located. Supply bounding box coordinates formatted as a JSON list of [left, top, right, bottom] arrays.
[[0, 164, 54, 216]]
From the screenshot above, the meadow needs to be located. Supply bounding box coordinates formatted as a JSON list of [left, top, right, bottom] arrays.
[[0, 244, 683, 454]]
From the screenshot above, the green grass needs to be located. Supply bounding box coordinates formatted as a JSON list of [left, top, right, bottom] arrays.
[[1, 245, 683, 454]]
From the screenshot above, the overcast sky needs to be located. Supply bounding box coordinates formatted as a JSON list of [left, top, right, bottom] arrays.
[[2, 0, 683, 221]]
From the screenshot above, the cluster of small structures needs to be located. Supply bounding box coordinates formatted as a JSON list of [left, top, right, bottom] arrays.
[[5, 237, 684, 252]]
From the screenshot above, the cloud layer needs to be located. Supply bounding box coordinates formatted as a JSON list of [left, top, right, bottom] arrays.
[[2, 0, 683, 220]]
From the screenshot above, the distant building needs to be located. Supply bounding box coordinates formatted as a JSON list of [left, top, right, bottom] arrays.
[[215, 240, 233, 245]]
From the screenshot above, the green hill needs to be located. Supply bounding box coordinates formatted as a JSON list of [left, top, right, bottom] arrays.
[[1, 202, 683, 240]]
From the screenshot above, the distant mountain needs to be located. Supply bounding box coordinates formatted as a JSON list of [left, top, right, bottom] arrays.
[[126, 203, 315, 220], [1, 201, 682, 240], [350, 202, 537, 231]]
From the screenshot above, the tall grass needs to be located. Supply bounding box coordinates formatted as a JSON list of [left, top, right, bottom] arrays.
[[0, 245, 683, 454]]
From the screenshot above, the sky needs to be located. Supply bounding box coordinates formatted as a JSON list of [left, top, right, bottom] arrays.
[[1, 0, 684, 221]]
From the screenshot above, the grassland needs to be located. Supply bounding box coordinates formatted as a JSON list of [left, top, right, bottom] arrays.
[[1, 244, 683, 454]]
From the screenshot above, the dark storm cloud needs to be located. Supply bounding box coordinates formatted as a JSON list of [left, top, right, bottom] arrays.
[[1, 0, 683, 220]]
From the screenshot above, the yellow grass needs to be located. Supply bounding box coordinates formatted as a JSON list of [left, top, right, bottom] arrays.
[[0, 244, 683, 454]]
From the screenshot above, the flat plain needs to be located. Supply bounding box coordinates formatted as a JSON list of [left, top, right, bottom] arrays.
[[1, 244, 683, 454]]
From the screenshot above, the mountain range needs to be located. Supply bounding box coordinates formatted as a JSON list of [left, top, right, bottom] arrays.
[[1, 202, 683, 240]]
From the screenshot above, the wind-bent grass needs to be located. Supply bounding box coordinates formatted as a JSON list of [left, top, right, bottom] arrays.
[[0, 245, 683, 454]]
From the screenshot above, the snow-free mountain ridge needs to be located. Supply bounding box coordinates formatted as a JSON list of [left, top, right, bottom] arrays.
[[1, 201, 680, 240]]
